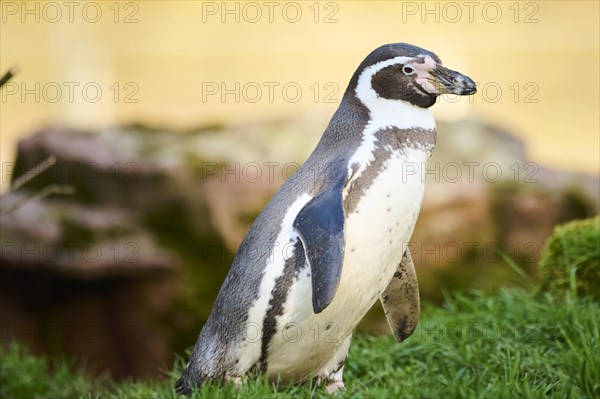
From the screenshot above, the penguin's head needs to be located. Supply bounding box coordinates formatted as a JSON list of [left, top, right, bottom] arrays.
[[350, 43, 476, 109]]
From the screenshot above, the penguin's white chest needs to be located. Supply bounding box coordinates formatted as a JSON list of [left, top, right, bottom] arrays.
[[333, 147, 427, 326]]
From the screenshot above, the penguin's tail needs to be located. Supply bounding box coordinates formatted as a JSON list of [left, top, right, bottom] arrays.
[[174, 367, 205, 395], [174, 377, 189, 395]]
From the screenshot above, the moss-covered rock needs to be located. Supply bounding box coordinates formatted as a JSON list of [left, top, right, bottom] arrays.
[[539, 215, 600, 300]]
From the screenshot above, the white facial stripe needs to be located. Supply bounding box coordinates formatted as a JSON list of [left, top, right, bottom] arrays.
[[348, 55, 437, 186], [355, 55, 436, 130]]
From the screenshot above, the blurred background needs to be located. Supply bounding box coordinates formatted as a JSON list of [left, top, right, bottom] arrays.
[[1, 0, 598, 380]]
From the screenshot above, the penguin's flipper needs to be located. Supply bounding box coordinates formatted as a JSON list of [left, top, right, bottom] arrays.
[[380, 249, 420, 342], [293, 162, 347, 314]]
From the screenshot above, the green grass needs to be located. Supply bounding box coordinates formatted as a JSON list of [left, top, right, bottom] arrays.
[[2, 288, 598, 399], [0, 343, 93, 398]]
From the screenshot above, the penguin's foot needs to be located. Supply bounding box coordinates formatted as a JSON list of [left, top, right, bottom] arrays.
[[224, 375, 244, 389], [324, 380, 346, 395]]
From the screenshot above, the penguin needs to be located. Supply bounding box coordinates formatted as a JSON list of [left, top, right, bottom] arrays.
[[176, 43, 476, 394]]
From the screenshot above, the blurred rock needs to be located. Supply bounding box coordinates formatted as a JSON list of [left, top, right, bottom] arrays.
[[0, 191, 178, 378], [1, 194, 175, 278]]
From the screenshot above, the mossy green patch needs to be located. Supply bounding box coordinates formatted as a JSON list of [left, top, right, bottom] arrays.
[[539, 215, 600, 301]]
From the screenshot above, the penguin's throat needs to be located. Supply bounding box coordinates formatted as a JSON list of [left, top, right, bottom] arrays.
[[363, 97, 436, 131]]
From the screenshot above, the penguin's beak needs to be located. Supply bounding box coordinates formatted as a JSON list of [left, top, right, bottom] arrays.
[[428, 65, 477, 95]]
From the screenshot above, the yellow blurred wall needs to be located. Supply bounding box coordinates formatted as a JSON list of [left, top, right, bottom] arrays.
[[1, 1, 598, 190]]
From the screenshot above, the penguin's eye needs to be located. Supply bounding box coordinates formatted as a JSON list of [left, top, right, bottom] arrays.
[[402, 65, 415, 76]]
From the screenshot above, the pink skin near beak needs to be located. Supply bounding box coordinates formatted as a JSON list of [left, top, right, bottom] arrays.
[[412, 56, 440, 94]]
